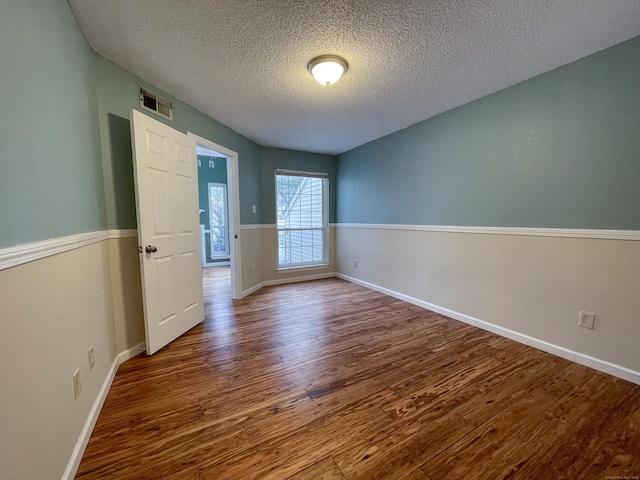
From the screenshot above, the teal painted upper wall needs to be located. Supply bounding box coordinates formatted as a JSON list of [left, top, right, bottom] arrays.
[[0, 0, 335, 246], [337, 36, 640, 230], [0, 0, 106, 248], [94, 56, 263, 228], [260, 147, 338, 224]]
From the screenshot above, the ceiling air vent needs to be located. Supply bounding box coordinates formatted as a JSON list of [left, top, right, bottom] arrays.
[[139, 86, 173, 121]]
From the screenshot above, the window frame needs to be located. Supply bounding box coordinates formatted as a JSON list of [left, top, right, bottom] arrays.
[[275, 169, 329, 271], [208, 182, 230, 257]]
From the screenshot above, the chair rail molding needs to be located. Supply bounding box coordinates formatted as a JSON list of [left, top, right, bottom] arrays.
[[0, 230, 138, 270]]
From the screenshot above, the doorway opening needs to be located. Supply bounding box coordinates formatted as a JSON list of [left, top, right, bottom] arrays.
[[189, 133, 241, 300], [197, 145, 230, 268]]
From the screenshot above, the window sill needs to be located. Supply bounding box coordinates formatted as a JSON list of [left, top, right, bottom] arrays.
[[276, 263, 330, 274]]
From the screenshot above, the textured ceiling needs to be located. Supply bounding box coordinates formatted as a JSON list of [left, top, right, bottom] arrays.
[[68, 0, 640, 155]]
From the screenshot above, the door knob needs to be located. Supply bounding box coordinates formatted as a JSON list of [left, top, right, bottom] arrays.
[[145, 245, 158, 254]]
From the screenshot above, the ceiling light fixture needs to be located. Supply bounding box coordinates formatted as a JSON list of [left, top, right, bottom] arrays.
[[308, 55, 348, 86]]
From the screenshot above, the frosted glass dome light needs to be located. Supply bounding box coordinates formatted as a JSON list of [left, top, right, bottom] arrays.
[[308, 55, 348, 86]]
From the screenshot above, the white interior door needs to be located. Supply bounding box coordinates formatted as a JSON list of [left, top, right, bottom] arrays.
[[131, 109, 205, 355]]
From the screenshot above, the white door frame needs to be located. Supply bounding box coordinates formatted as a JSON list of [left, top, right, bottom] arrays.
[[188, 132, 241, 299]]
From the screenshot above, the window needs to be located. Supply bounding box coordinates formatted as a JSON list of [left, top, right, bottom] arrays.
[[276, 169, 328, 268], [208, 183, 229, 256]]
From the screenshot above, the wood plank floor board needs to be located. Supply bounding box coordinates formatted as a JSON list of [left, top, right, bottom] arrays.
[[199, 382, 309, 422], [76, 400, 204, 475], [607, 395, 640, 458], [92, 368, 230, 426], [333, 413, 474, 479], [341, 437, 437, 480], [209, 349, 285, 374], [394, 336, 507, 380], [77, 418, 248, 479], [76, 268, 640, 479], [244, 366, 410, 445], [226, 349, 360, 390], [278, 335, 364, 363], [512, 378, 640, 479], [188, 342, 236, 364], [382, 356, 507, 424], [387, 342, 523, 399], [420, 369, 640, 480], [403, 469, 431, 480], [197, 389, 399, 480], [305, 364, 411, 401], [450, 353, 580, 427], [420, 385, 571, 479], [578, 442, 640, 480], [284, 456, 345, 480], [348, 329, 439, 359]]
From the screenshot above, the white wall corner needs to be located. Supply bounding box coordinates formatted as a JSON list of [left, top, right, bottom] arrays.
[[108, 229, 138, 239], [117, 342, 146, 365], [241, 281, 265, 298]]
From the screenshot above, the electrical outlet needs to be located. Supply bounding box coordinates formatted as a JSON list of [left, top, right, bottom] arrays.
[[249, 265, 254, 275], [353, 259, 357, 268], [578, 311, 596, 329], [73, 369, 82, 399], [88, 346, 95, 371], [252, 205, 256, 214]]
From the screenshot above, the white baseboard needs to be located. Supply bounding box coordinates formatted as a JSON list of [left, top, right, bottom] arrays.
[[241, 282, 265, 298], [62, 357, 119, 480], [62, 342, 146, 480], [574, 353, 640, 385], [117, 342, 146, 364], [337, 273, 640, 386], [240, 272, 337, 298], [264, 272, 336, 287], [204, 261, 230, 267]]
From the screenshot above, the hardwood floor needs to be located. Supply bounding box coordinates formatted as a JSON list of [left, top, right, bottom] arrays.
[[76, 268, 640, 479]]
